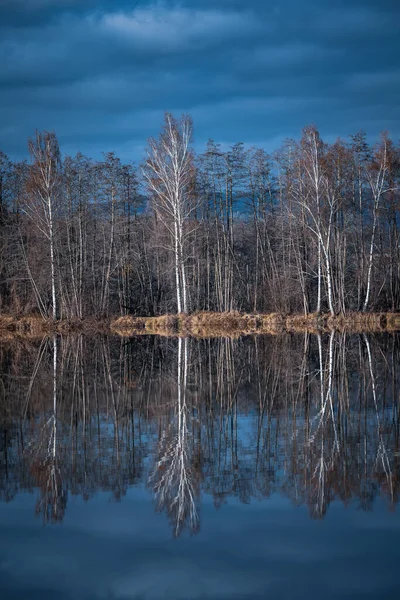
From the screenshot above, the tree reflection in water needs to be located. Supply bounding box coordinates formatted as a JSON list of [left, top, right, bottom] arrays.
[[27, 335, 67, 523], [151, 337, 199, 536], [0, 332, 399, 535]]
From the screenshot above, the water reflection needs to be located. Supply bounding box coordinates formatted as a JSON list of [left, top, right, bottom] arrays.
[[151, 337, 199, 536], [28, 335, 67, 523], [0, 333, 399, 535]]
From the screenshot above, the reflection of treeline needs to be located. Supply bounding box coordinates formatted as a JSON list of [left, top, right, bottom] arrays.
[[0, 121, 400, 321], [0, 334, 399, 532]]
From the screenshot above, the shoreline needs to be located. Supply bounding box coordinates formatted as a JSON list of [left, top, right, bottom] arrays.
[[0, 311, 400, 340]]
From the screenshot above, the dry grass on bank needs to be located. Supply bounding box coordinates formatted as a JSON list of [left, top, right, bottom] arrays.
[[1, 311, 400, 341], [282, 312, 400, 334], [326, 312, 389, 333], [110, 315, 180, 337], [387, 313, 400, 330], [111, 312, 285, 338], [285, 313, 326, 334], [187, 311, 284, 337], [0, 315, 110, 340], [0, 315, 53, 340], [111, 311, 400, 338]]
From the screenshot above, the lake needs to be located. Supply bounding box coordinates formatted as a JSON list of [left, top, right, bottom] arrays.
[[0, 333, 399, 599]]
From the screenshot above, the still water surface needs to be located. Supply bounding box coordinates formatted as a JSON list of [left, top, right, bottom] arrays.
[[0, 333, 400, 599]]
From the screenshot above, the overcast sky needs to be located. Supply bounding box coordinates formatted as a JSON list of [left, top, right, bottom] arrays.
[[0, 0, 399, 161]]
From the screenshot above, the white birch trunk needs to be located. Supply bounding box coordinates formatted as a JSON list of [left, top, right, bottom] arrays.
[[317, 241, 322, 313], [48, 198, 57, 320], [174, 219, 182, 313], [52, 334, 57, 459], [362, 203, 378, 312]]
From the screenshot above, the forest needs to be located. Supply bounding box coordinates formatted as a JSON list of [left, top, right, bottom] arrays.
[[0, 113, 399, 321]]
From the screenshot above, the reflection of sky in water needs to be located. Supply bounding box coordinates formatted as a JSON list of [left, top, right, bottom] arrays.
[[1, 491, 399, 599], [0, 333, 400, 598]]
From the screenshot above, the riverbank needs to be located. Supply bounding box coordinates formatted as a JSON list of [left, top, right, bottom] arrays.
[[0, 315, 110, 341], [1, 311, 400, 340], [111, 311, 400, 337]]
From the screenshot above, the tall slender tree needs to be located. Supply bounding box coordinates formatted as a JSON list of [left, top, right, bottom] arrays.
[[143, 113, 195, 313], [24, 132, 62, 320]]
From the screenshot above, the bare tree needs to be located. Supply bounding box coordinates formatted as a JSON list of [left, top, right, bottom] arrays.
[[23, 132, 62, 320], [291, 127, 338, 315], [143, 113, 196, 313], [363, 134, 395, 311]]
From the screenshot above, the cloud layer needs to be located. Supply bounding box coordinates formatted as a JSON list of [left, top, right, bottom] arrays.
[[0, 0, 399, 160]]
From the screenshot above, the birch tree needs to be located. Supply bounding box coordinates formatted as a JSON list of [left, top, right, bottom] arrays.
[[362, 134, 395, 311], [24, 132, 61, 320], [292, 127, 337, 315], [301, 127, 325, 313], [143, 113, 195, 313]]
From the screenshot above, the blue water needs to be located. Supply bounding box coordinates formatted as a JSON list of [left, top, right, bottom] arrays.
[[1, 490, 399, 599], [0, 334, 399, 599]]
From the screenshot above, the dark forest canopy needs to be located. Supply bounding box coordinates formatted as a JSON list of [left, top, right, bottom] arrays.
[[0, 115, 399, 318]]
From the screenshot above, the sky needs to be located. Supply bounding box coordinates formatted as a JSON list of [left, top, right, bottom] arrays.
[[0, 0, 399, 162]]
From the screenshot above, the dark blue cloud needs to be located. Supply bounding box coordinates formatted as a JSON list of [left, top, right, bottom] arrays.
[[0, 0, 399, 161]]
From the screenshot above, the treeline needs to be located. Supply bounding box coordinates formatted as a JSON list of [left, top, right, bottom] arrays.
[[0, 115, 399, 318]]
